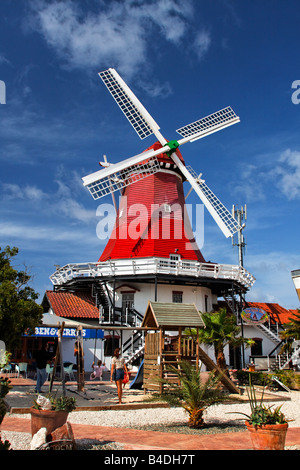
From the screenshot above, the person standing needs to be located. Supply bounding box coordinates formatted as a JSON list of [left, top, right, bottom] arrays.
[[110, 348, 128, 404], [34, 343, 55, 393]]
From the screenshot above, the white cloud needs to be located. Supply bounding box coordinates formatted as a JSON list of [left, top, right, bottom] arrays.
[[234, 148, 300, 203], [1, 172, 96, 224], [0, 54, 11, 66], [0, 221, 101, 252], [244, 251, 300, 308], [2, 183, 48, 201], [194, 30, 211, 60], [28, 0, 209, 82], [273, 149, 300, 200]]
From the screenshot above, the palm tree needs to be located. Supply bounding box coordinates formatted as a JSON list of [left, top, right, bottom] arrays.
[[196, 308, 254, 375], [280, 309, 300, 357], [151, 361, 228, 428], [280, 309, 300, 341]]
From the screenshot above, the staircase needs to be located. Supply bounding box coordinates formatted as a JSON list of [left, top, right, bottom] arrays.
[[277, 346, 300, 370], [270, 352, 290, 370], [95, 280, 144, 327], [94, 282, 111, 321], [93, 284, 145, 364], [122, 330, 145, 365], [254, 323, 281, 344], [223, 292, 240, 316]]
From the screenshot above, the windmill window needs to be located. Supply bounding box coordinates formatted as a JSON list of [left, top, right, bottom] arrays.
[[164, 203, 171, 213], [251, 338, 263, 356], [172, 291, 183, 303], [104, 336, 120, 356], [122, 293, 134, 313], [170, 253, 180, 268], [205, 295, 208, 312]]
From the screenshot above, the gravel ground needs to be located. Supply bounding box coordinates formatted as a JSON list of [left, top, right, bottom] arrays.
[[2, 390, 300, 450]]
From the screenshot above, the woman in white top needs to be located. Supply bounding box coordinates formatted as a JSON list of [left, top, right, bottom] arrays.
[[110, 348, 128, 404]]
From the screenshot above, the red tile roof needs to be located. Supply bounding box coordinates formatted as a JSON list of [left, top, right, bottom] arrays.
[[44, 290, 99, 320], [246, 302, 294, 325], [218, 301, 296, 325], [289, 309, 300, 318]]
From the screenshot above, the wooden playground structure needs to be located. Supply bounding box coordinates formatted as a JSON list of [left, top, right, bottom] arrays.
[[46, 302, 240, 397], [142, 302, 240, 395]]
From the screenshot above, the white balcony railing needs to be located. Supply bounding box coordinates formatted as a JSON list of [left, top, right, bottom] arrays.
[[50, 257, 255, 289]]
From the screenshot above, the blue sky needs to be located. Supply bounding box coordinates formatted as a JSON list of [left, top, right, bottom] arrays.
[[1, 0, 300, 309]]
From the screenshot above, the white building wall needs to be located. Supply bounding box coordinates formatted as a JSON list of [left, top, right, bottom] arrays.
[[114, 281, 216, 314], [241, 324, 279, 365], [60, 337, 103, 371]]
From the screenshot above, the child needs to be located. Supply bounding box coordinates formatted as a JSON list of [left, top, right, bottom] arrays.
[[90, 360, 103, 380]]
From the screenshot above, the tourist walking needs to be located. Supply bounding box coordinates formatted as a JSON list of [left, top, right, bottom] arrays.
[[110, 348, 128, 404], [34, 343, 55, 393]]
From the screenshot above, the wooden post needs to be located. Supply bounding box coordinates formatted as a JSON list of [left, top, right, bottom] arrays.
[[58, 325, 66, 397], [75, 326, 85, 392], [196, 327, 199, 371], [159, 328, 163, 394], [49, 322, 65, 394], [178, 327, 182, 361]]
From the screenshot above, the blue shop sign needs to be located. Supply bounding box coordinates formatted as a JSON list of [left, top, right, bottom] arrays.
[[26, 327, 104, 339]]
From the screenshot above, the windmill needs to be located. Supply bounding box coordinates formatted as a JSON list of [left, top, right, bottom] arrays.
[[48, 69, 256, 370], [83, 68, 241, 246]]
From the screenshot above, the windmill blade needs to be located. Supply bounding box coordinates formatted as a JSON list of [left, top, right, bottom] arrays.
[[170, 153, 241, 238], [176, 107, 240, 144], [99, 68, 167, 145], [82, 145, 168, 200]]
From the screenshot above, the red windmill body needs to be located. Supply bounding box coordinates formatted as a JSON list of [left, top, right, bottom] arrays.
[[100, 142, 205, 263]]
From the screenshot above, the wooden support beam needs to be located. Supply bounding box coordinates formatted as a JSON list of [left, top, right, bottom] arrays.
[[198, 346, 240, 394]]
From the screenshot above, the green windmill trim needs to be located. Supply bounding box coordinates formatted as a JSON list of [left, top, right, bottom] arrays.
[[164, 140, 179, 157]]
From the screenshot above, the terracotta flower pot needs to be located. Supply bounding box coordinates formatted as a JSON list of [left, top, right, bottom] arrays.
[[30, 407, 69, 437], [245, 421, 288, 450]]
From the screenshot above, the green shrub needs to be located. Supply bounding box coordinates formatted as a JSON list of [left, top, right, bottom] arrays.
[[234, 369, 300, 390]]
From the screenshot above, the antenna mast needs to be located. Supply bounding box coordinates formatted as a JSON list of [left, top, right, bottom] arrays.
[[232, 204, 247, 267], [232, 204, 247, 369]]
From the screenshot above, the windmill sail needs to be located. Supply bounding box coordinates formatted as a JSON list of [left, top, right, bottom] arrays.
[[86, 67, 241, 237], [176, 107, 240, 144], [99, 68, 166, 144], [170, 154, 241, 238], [83, 154, 160, 200]]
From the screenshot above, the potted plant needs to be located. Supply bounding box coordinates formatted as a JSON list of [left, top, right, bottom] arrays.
[[233, 374, 290, 450], [30, 393, 76, 437]]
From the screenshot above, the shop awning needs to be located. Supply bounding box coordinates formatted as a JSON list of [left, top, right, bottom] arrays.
[[25, 313, 104, 339]]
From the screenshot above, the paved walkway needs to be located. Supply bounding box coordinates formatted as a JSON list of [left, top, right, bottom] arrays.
[[2, 377, 300, 450], [2, 415, 300, 450]]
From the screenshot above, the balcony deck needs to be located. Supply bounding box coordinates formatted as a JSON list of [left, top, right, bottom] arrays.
[[50, 257, 255, 290]]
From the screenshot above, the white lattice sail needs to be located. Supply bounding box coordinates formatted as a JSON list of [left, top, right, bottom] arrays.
[[177, 107, 239, 142], [99, 68, 162, 141], [186, 165, 241, 236], [84, 156, 160, 200]]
